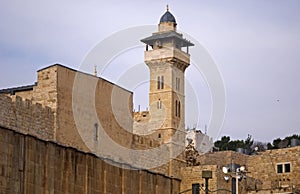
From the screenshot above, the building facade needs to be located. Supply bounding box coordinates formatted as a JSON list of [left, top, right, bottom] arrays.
[[186, 129, 214, 154], [0, 7, 192, 193], [181, 146, 300, 194], [1, 6, 299, 194]]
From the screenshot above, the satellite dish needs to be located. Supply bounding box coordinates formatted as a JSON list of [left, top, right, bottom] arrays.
[[240, 166, 246, 172], [222, 167, 229, 174]]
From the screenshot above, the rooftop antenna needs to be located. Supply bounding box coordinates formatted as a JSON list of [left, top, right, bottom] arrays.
[[205, 124, 207, 134], [94, 65, 97, 77], [166, 4, 169, 11]]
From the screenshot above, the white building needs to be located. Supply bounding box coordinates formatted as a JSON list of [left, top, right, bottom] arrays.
[[186, 128, 214, 153]]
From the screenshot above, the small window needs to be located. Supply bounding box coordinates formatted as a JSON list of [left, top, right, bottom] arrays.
[[284, 163, 291, 173], [94, 123, 99, 141], [158, 134, 161, 138], [175, 100, 181, 117], [277, 163, 291, 173], [157, 76, 161, 90], [157, 76, 164, 90], [178, 101, 181, 117], [175, 100, 178, 117], [157, 99, 162, 109], [277, 164, 283, 173]]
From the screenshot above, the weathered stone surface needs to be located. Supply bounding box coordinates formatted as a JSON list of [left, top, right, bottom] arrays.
[[0, 127, 180, 194], [181, 148, 300, 194]]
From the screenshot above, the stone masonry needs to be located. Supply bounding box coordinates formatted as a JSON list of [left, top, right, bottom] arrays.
[[0, 126, 180, 194], [180, 148, 300, 194]]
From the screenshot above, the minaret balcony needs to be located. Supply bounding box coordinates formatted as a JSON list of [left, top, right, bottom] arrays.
[[144, 47, 190, 64]]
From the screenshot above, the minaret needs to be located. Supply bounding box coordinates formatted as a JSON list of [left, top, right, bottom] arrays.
[[141, 6, 194, 144]]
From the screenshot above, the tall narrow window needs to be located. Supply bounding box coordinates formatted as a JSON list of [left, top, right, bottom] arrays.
[[175, 100, 178, 116], [157, 76, 161, 89], [157, 75, 164, 90], [94, 123, 98, 141], [175, 100, 181, 117], [277, 164, 283, 173], [157, 99, 162, 109], [178, 101, 181, 117]]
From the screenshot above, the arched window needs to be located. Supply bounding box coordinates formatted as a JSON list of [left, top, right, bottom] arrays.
[[161, 76, 164, 89]]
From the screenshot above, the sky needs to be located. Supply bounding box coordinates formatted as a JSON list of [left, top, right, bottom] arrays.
[[0, 0, 300, 142]]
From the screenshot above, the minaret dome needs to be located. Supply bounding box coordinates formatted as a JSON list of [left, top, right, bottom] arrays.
[[158, 5, 177, 32]]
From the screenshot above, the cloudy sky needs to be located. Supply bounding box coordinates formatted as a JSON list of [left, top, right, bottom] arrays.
[[1, 0, 299, 142]]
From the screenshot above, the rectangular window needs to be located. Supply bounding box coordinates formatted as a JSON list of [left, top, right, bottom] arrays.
[[284, 163, 291, 173], [277, 164, 283, 173], [277, 163, 291, 173], [161, 76, 164, 89]]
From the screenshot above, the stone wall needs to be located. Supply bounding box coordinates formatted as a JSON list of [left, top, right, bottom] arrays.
[[196, 151, 248, 167], [0, 64, 182, 180], [181, 148, 300, 194], [0, 94, 54, 140], [180, 165, 219, 194], [247, 147, 300, 193], [0, 126, 180, 194]]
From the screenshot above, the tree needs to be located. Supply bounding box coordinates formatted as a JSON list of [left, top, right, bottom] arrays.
[[214, 136, 230, 151], [267, 134, 300, 150], [252, 141, 267, 152], [185, 142, 200, 166], [214, 133, 300, 152], [244, 134, 254, 150], [214, 135, 254, 152]]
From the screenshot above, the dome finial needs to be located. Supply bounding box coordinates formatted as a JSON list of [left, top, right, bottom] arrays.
[[94, 65, 97, 77], [159, 5, 176, 24]]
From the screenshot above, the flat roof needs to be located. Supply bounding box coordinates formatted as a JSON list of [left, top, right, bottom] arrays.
[[0, 83, 36, 95]]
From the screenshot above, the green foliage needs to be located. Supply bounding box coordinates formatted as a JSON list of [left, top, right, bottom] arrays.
[[214, 134, 253, 151], [267, 134, 300, 149], [214, 134, 300, 152]]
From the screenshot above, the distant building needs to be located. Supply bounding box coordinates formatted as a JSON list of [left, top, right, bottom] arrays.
[[186, 128, 214, 154], [181, 145, 300, 194]]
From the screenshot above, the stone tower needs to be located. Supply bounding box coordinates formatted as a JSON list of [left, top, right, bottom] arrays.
[[140, 6, 194, 144]]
